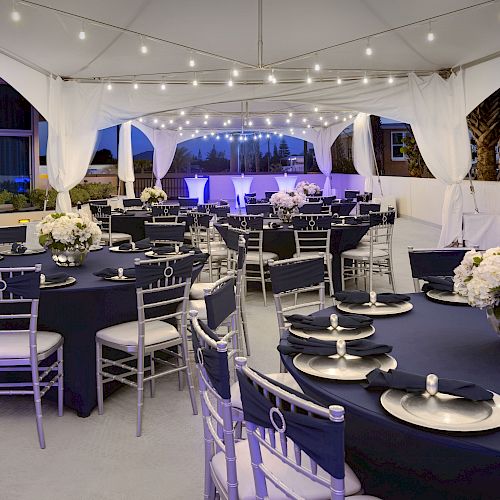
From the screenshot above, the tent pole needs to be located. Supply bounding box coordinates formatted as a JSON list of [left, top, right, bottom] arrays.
[[257, 0, 263, 68], [468, 171, 479, 213]]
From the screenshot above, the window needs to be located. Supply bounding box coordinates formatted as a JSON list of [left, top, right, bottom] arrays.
[[391, 131, 407, 161]]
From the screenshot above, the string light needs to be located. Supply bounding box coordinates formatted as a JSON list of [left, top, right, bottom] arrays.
[[223, 121, 227, 126], [365, 38, 373, 56], [314, 107, 319, 113], [266, 134, 270, 139], [160, 81, 167, 91], [169, 119, 174, 124], [319, 116, 323, 121], [313, 53, 321, 72], [195, 129, 199, 133], [140, 36, 148, 55], [178, 125, 182, 130], [106, 81, 113, 91], [132, 78, 139, 90], [179, 132, 183, 136], [286, 118, 290, 124], [248, 120, 253, 126], [427, 22, 435, 42], [232, 68, 239, 77], [307, 124, 311, 128], [302, 130, 306, 134], [180, 110, 185, 116], [216, 135, 220, 140], [185, 120, 190, 125], [78, 22, 86, 40], [154, 118, 158, 124], [225, 134, 229, 139], [349, 114, 353, 119], [324, 121, 329, 126], [302, 118, 307, 123], [288, 112, 293, 117], [188, 53, 196, 67], [203, 120, 207, 125], [227, 70, 234, 87], [161, 123, 165, 128], [306, 71, 312, 84], [229, 136, 234, 142], [258, 133, 262, 138], [334, 115, 339, 120], [227, 119, 231, 124], [11, 2, 21, 22], [342, 117, 346, 122], [388, 75, 394, 84], [204, 114, 209, 119], [138, 117, 143, 122], [192, 74, 198, 86], [337, 76, 342, 85], [363, 73, 369, 84]]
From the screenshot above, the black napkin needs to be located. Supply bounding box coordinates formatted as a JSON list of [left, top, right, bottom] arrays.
[[11, 243, 27, 254], [93, 267, 136, 278], [113, 208, 125, 214], [343, 217, 363, 225], [286, 311, 372, 330], [118, 238, 151, 251], [43, 273, 69, 284], [278, 336, 392, 357], [364, 368, 493, 402], [334, 291, 411, 304], [268, 221, 282, 229], [421, 276, 454, 293], [152, 245, 176, 255]]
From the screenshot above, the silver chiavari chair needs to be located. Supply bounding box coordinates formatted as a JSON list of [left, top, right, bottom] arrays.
[[292, 214, 334, 294], [0, 225, 27, 246], [408, 247, 476, 292], [234, 358, 378, 500], [144, 221, 185, 247], [90, 203, 132, 246], [151, 204, 180, 223], [341, 210, 396, 292], [0, 264, 64, 448], [245, 203, 273, 217], [95, 253, 198, 436], [122, 198, 143, 209]]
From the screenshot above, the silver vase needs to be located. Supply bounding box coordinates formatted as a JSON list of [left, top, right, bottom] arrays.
[[51, 248, 89, 267], [486, 307, 500, 336]]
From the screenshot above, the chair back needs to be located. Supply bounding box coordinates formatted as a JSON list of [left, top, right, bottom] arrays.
[[246, 203, 272, 217], [408, 247, 474, 292], [244, 193, 257, 205], [344, 190, 359, 200], [178, 197, 198, 209], [0, 265, 42, 364], [292, 214, 332, 256], [307, 196, 322, 203], [330, 202, 356, 217], [299, 202, 323, 214], [359, 203, 381, 215], [0, 225, 27, 244], [123, 198, 142, 208], [89, 199, 108, 206], [227, 215, 263, 256], [152, 215, 178, 223], [144, 222, 185, 245], [356, 193, 372, 202], [205, 275, 237, 330], [90, 204, 112, 244], [90, 204, 111, 216], [198, 203, 218, 214], [152, 204, 180, 217], [269, 257, 325, 340], [322, 196, 336, 205], [211, 205, 230, 219], [265, 191, 278, 201], [235, 358, 347, 500], [190, 312, 238, 500]]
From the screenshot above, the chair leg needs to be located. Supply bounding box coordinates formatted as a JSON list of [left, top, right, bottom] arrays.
[[181, 340, 198, 415], [136, 353, 145, 437], [29, 357, 45, 449], [208, 255, 213, 282], [177, 351, 185, 390], [326, 257, 334, 296], [240, 295, 251, 356], [260, 261, 267, 306], [340, 257, 345, 291], [388, 258, 396, 292], [96, 342, 104, 415], [149, 353, 156, 398], [57, 346, 64, 417]]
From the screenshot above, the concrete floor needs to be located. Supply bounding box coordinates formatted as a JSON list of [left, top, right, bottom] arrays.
[[0, 217, 440, 500]]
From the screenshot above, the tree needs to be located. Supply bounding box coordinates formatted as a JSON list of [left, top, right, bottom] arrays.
[[271, 144, 280, 165], [467, 89, 500, 180], [400, 125, 430, 178], [92, 148, 115, 165], [170, 146, 191, 173], [206, 144, 218, 162], [370, 115, 384, 175], [197, 148, 203, 161], [278, 138, 290, 158]]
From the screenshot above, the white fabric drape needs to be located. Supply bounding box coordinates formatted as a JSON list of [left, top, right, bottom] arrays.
[[118, 121, 135, 198], [303, 120, 354, 195], [352, 113, 376, 193], [46, 77, 103, 212], [407, 73, 472, 246], [151, 129, 179, 189]]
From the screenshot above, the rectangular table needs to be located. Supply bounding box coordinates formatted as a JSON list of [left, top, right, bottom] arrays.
[[463, 212, 500, 250]]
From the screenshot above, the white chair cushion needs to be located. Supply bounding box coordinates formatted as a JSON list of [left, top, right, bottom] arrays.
[[246, 251, 278, 263], [101, 232, 132, 243], [190, 282, 217, 299], [184, 300, 207, 320], [0, 331, 62, 359], [230, 372, 302, 411], [341, 247, 389, 260], [96, 320, 179, 347], [293, 251, 332, 260], [211, 439, 362, 499]]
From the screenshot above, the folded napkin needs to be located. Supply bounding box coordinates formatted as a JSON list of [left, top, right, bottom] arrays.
[[112, 208, 125, 214], [93, 267, 136, 278], [11, 243, 27, 254], [334, 291, 411, 304], [43, 273, 69, 284], [286, 311, 372, 330], [364, 368, 492, 402], [278, 336, 392, 357], [343, 217, 363, 225], [118, 238, 151, 250], [268, 221, 282, 229], [152, 244, 202, 256], [421, 276, 454, 293]]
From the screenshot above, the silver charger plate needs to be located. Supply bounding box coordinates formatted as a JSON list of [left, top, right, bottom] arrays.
[[0, 248, 46, 256], [103, 276, 136, 281], [381, 389, 500, 432], [337, 301, 413, 316], [109, 246, 151, 253], [289, 324, 375, 341], [294, 352, 397, 381], [426, 289, 469, 306], [144, 250, 180, 258], [89, 245, 103, 251], [40, 277, 76, 289]]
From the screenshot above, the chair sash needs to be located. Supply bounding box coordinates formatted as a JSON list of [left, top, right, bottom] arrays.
[[145, 223, 185, 243], [359, 203, 381, 215], [409, 249, 469, 278], [228, 215, 263, 231], [0, 271, 41, 299], [369, 211, 396, 227], [269, 258, 325, 294], [123, 198, 142, 208], [135, 254, 195, 289], [246, 203, 272, 217], [0, 226, 27, 244], [205, 277, 237, 329]]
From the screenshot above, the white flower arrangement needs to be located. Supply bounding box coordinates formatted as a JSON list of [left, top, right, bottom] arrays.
[[140, 187, 167, 204], [296, 181, 321, 196], [453, 247, 500, 310], [37, 212, 102, 251], [269, 190, 307, 211]]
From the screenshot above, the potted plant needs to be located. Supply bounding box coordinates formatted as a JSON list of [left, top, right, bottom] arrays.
[[296, 181, 321, 196], [269, 191, 306, 222], [140, 187, 167, 206]]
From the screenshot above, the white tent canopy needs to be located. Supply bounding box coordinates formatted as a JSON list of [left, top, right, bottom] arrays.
[[1, 0, 499, 244]]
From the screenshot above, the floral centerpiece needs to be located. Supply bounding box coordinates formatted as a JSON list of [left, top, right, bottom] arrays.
[[453, 247, 500, 334], [37, 213, 102, 267], [269, 190, 306, 222], [140, 187, 167, 205], [296, 180, 321, 197]]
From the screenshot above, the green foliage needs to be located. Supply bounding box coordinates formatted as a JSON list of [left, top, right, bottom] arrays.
[[400, 134, 428, 177], [80, 182, 114, 200], [333, 158, 357, 174], [29, 189, 57, 210], [0, 190, 12, 205], [11, 194, 28, 211], [69, 187, 90, 205]]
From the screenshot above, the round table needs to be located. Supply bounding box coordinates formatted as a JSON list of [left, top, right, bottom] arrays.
[[1, 248, 147, 417], [282, 294, 500, 499]]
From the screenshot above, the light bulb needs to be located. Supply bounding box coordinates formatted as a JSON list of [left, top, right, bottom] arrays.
[[78, 28, 86, 40], [178, 126, 182, 130], [334, 115, 339, 120], [307, 124, 311, 128], [229, 136, 234, 142], [191, 133, 195, 138], [133, 82, 139, 90], [216, 135, 220, 140], [286, 118, 290, 124], [169, 119, 173, 124], [271, 75, 277, 84], [253, 135, 257, 140], [185, 120, 190, 125], [343, 117, 346, 122], [11, 4, 20, 22], [161, 123, 165, 128], [319, 116, 323, 121], [266, 134, 270, 138], [106, 82, 113, 91], [349, 114, 353, 119], [337, 77, 342, 85], [180, 110, 185, 116], [204, 114, 209, 119], [314, 63, 321, 72], [195, 129, 199, 133], [210, 132, 215, 136], [203, 120, 207, 125], [138, 117, 143, 122], [223, 122, 227, 126], [232, 68, 239, 77], [302, 118, 307, 123], [365, 46, 373, 56], [160, 82, 167, 91], [153, 118, 158, 124], [192, 79, 198, 86], [288, 112, 293, 117], [140, 37, 148, 54], [314, 107, 319, 112], [227, 79, 234, 87], [267, 73, 274, 82], [363, 75, 369, 84], [225, 134, 229, 138], [388, 75, 394, 84], [302, 130, 306, 134], [324, 121, 329, 126], [227, 119, 231, 124], [306, 75, 312, 84], [203, 135, 207, 139], [248, 120, 253, 126], [179, 132, 183, 136], [189, 57, 195, 67], [427, 31, 435, 42], [258, 134, 262, 138]]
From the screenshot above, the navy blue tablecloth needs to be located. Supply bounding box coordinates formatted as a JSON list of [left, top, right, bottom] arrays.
[[282, 294, 500, 499], [111, 211, 152, 241], [1, 248, 144, 417]]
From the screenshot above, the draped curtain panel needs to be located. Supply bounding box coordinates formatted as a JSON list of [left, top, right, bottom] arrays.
[[407, 73, 472, 246], [151, 129, 179, 189], [118, 121, 135, 198], [352, 112, 376, 193], [303, 119, 354, 196], [46, 78, 103, 212]]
